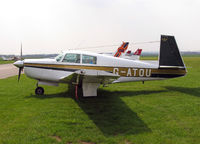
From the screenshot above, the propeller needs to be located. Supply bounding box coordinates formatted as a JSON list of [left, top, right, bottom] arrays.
[[20, 42, 22, 60], [18, 67, 23, 82], [13, 42, 24, 82]]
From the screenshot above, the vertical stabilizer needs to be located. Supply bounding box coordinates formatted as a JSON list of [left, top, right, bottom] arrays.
[[133, 48, 142, 56], [114, 42, 129, 57], [159, 35, 185, 68]]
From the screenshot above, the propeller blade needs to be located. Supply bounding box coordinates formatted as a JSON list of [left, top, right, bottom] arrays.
[[16, 42, 24, 82], [18, 67, 22, 82], [20, 42, 22, 60]]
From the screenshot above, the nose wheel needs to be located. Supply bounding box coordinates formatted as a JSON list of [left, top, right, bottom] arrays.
[[35, 87, 44, 95]]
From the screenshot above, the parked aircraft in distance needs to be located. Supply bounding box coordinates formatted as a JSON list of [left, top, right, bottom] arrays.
[[105, 42, 142, 60], [14, 35, 187, 98], [121, 48, 142, 60], [1, 56, 20, 61]]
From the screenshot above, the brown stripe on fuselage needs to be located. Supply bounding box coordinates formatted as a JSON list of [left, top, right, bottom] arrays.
[[24, 63, 113, 71], [24, 63, 186, 77]]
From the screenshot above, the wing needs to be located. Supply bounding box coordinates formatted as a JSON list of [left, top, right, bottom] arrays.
[[59, 69, 119, 84]]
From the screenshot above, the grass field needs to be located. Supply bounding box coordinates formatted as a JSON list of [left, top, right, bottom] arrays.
[[0, 60, 14, 64], [0, 57, 200, 144]]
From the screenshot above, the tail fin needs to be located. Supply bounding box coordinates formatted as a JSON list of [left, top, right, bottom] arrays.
[[114, 42, 129, 57], [159, 35, 185, 68], [133, 49, 142, 55]]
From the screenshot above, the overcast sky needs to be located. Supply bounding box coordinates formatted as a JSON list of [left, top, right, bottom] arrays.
[[0, 0, 199, 54]]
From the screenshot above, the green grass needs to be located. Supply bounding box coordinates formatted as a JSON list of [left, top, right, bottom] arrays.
[[0, 57, 200, 144], [0, 60, 14, 64]]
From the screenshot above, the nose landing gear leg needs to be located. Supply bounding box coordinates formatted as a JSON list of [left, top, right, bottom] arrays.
[[35, 82, 44, 95]]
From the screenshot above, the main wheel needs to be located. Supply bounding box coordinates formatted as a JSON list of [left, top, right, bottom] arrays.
[[35, 87, 44, 95]]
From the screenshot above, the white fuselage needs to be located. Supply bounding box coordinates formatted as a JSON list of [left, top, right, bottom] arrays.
[[23, 50, 162, 84]]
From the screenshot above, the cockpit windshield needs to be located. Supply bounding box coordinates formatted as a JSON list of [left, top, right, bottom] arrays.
[[62, 53, 80, 63], [55, 53, 63, 62]]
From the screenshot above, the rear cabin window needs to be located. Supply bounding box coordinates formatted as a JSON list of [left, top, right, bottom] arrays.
[[82, 55, 97, 64], [62, 53, 80, 63]]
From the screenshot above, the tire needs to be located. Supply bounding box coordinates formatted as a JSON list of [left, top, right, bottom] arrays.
[[35, 87, 44, 95]]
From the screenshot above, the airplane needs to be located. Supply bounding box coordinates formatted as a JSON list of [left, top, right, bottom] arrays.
[[1, 56, 20, 61], [13, 35, 187, 98], [121, 48, 142, 60], [1, 56, 13, 61], [113, 42, 129, 57], [104, 42, 142, 60]]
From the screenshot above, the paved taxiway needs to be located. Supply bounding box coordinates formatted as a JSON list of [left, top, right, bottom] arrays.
[[0, 64, 22, 79]]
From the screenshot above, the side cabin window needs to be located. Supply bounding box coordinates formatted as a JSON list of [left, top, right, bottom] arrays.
[[82, 54, 97, 64], [62, 53, 80, 63]]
